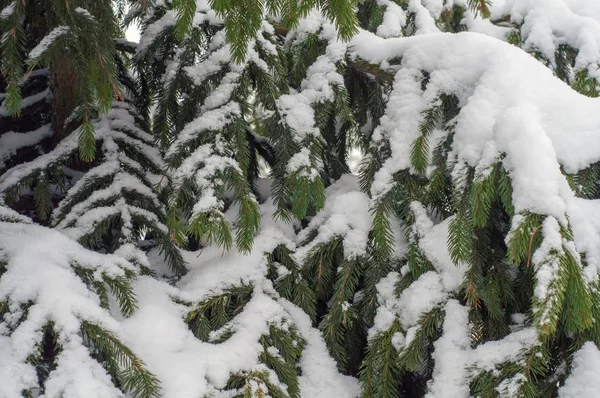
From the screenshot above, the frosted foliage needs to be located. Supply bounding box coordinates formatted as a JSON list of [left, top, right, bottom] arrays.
[[369, 218, 463, 337], [118, 199, 359, 397], [296, 175, 371, 261], [369, 272, 400, 339], [28, 26, 69, 60], [0, 2, 15, 18], [0, 102, 165, 253], [5, 0, 600, 396], [0, 88, 50, 117], [0, 222, 134, 397], [425, 301, 539, 398], [349, 32, 600, 297], [351, 31, 600, 208], [278, 14, 347, 173], [531, 217, 564, 304], [165, 22, 271, 158], [0, 124, 52, 170], [0, 202, 31, 223], [0, 102, 161, 193], [137, 1, 220, 54], [490, 0, 600, 79]]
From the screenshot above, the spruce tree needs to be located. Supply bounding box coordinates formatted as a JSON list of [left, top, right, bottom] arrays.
[[0, 0, 164, 396], [3, 0, 600, 397]]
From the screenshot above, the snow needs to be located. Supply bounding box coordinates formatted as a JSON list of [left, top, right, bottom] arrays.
[[0, 222, 135, 397], [471, 327, 538, 373], [369, 272, 400, 339], [426, 300, 471, 398], [0, 338, 36, 397], [559, 342, 600, 398], [1, 102, 163, 209], [531, 217, 564, 305], [408, 0, 441, 35], [0, 88, 50, 117], [0, 203, 31, 223], [75, 7, 93, 19], [369, 216, 462, 338], [376, 0, 406, 38], [166, 102, 241, 158], [286, 148, 313, 176], [0, 2, 15, 19], [280, 301, 361, 397], [115, 197, 358, 397], [567, 197, 600, 279], [183, 32, 234, 86], [43, 340, 124, 398], [295, 175, 371, 261], [137, 11, 177, 53], [348, 30, 600, 257], [420, 217, 466, 291], [0, 124, 52, 170], [489, 0, 600, 80], [177, 199, 295, 302], [55, 171, 164, 231], [426, 301, 539, 397], [277, 16, 348, 174], [277, 36, 345, 144], [28, 26, 69, 60], [398, 271, 446, 327], [4, 0, 600, 395]]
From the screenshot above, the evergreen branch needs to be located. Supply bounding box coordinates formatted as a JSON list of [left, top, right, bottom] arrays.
[[268, 245, 317, 322], [467, 0, 491, 19], [411, 100, 444, 174], [0, 0, 26, 115], [103, 274, 139, 318], [398, 307, 445, 372], [184, 284, 254, 341], [360, 320, 402, 398], [81, 321, 161, 398]]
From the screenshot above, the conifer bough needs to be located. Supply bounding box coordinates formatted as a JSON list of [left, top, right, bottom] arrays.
[[3, 0, 600, 397]]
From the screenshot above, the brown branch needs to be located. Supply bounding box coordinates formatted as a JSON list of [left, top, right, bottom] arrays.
[[527, 225, 543, 267]]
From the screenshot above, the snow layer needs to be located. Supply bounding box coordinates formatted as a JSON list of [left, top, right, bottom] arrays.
[[349, 30, 600, 237], [370, 217, 463, 337], [490, 0, 600, 79], [295, 175, 371, 261], [118, 198, 359, 397], [0, 222, 134, 397], [28, 26, 69, 60], [426, 300, 539, 397], [0, 124, 52, 170], [559, 342, 600, 398]]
